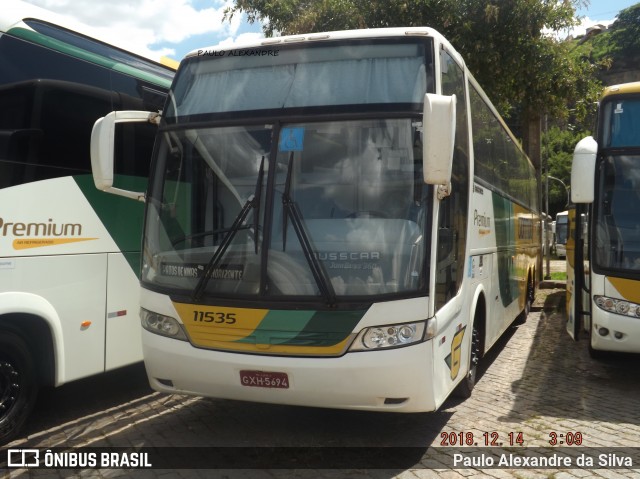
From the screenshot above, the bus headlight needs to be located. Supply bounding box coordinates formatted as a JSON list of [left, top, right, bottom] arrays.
[[141, 308, 188, 341], [594, 295, 640, 318], [349, 320, 433, 351]]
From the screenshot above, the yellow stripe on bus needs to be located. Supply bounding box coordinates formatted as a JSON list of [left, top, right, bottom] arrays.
[[173, 302, 355, 356], [13, 237, 98, 249], [607, 277, 640, 304], [174, 303, 268, 343]]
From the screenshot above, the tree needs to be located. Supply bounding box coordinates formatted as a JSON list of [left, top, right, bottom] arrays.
[[225, 0, 601, 171], [542, 125, 586, 216], [609, 3, 640, 56]]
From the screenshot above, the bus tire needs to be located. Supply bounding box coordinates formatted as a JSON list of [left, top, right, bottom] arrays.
[[454, 324, 480, 398], [0, 331, 39, 444], [526, 273, 535, 316]]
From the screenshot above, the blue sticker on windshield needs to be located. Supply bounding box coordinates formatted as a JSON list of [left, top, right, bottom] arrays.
[[279, 127, 305, 152]]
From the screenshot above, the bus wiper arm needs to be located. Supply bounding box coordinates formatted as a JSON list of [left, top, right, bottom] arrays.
[[192, 157, 265, 301], [281, 152, 336, 305]]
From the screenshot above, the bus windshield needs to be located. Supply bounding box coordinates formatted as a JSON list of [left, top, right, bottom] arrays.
[[594, 154, 640, 272], [556, 214, 568, 245], [144, 38, 434, 303], [143, 118, 428, 302], [165, 39, 431, 120], [593, 96, 640, 272], [602, 97, 640, 148]]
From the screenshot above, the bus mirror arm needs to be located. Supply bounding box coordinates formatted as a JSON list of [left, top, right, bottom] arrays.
[[90, 110, 158, 202], [437, 182, 451, 200], [422, 93, 456, 188], [570, 136, 597, 204]]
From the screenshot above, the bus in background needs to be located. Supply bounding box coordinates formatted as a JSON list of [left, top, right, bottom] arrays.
[[91, 28, 539, 413], [555, 210, 569, 258], [567, 82, 640, 357], [0, 1, 173, 443]]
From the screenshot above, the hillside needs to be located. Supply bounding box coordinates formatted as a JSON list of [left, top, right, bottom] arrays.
[[571, 3, 640, 86]]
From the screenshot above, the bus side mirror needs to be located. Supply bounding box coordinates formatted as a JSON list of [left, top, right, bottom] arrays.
[[571, 136, 597, 204], [90, 110, 159, 202], [423, 93, 456, 186]]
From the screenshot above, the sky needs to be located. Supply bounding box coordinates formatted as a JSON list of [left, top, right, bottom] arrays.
[[16, 0, 640, 63], [573, 0, 638, 35]]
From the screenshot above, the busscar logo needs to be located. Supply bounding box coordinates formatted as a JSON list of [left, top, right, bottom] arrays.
[[0, 217, 97, 250]]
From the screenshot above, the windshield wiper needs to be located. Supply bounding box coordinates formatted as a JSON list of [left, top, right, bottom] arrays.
[[192, 156, 265, 301], [281, 152, 336, 306]]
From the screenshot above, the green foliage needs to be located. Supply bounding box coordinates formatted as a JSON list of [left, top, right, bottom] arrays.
[[542, 125, 588, 216], [609, 4, 640, 56], [224, 0, 601, 165], [571, 4, 640, 76]]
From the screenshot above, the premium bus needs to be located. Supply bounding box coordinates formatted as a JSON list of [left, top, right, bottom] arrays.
[[0, 1, 173, 443], [91, 28, 540, 412], [567, 82, 640, 357]]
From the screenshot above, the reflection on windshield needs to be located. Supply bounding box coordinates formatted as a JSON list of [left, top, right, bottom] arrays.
[[168, 40, 430, 118], [556, 219, 568, 245], [595, 155, 640, 272], [143, 119, 428, 301], [603, 98, 640, 148]]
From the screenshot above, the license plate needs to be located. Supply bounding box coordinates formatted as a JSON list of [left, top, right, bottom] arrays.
[[240, 370, 290, 389]]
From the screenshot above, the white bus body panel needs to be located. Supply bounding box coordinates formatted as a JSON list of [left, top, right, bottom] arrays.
[[105, 252, 143, 369], [468, 183, 532, 349], [0, 254, 107, 381], [0, 177, 142, 383], [140, 289, 447, 412], [143, 330, 437, 412]]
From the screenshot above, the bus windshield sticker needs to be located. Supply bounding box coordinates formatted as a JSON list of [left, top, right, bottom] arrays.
[[279, 127, 305, 152], [161, 262, 244, 280]]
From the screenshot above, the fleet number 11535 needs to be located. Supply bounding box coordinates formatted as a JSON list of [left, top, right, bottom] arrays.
[[192, 311, 236, 324]]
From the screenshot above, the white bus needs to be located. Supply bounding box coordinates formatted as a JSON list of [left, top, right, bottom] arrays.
[[92, 28, 539, 412], [555, 210, 569, 258], [567, 82, 640, 357], [0, 1, 173, 443]]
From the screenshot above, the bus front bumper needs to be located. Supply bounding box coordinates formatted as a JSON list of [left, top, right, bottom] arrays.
[[142, 330, 437, 412], [591, 311, 640, 353]]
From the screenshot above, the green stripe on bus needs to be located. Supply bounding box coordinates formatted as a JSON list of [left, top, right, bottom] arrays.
[[247, 310, 315, 345], [8, 27, 172, 88], [491, 192, 519, 307], [73, 174, 146, 273], [236, 309, 365, 347]]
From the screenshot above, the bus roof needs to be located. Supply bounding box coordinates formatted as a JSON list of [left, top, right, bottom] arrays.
[[3, 1, 86, 35], [602, 82, 640, 99], [3, 0, 174, 86]]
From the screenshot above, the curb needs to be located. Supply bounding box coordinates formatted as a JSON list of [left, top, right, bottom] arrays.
[[539, 280, 566, 289]]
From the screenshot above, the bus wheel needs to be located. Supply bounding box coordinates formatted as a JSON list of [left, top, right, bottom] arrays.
[[0, 331, 38, 444], [518, 275, 535, 323], [454, 324, 480, 398], [524, 276, 536, 318]]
